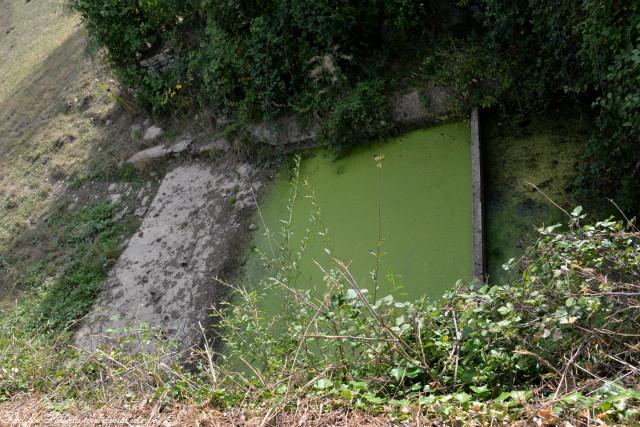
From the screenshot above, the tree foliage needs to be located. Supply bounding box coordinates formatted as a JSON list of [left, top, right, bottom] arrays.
[[68, 0, 640, 210], [68, 0, 442, 116], [481, 0, 640, 213]]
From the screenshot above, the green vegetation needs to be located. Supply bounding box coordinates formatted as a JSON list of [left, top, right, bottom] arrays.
[[481, 0, 640, 214], [66, 0, 437, 116], [0, 197, 138, 398], [215, 199, 640, 424], [1, 0, 638, 423], [3, 200, 135, 334], [66, 0, 640, 214], [2, 178, 639, 423]]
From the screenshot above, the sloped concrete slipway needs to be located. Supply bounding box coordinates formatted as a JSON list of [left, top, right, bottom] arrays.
[[75, 161, 262, 353]]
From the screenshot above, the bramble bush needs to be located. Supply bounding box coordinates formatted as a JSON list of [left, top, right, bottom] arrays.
[[204, 165, 640, 423]]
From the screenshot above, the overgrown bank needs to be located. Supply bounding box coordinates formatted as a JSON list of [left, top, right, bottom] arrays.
[[2, 192, 640, 424], [67, 0, 640, 213]]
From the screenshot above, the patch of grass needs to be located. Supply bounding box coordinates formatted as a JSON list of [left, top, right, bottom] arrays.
[[67, 163, 147, 190], [5, 200, 135, 333], [0, 194, 140, 399], [0, 0, 169, 315], [0, 0, 162, 259]]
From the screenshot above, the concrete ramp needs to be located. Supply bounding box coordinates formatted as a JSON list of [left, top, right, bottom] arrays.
[[75, 161, 261, 352]]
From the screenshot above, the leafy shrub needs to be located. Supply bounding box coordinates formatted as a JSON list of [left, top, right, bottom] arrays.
[[208, 170, 640, 422], [318, 80, 389, 151], [68, 0, 463, 140], [580, 7, 640, 211], [480, 0, 640, 214], [67, 0, 201, 109], [423, 41, 513, 110], [222, 201, 640, 395]]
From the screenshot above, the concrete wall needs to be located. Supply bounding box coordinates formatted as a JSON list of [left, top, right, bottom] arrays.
[[471, 108, 485, 281]]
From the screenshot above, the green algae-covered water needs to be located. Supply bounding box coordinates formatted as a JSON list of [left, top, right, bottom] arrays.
[[244, 122, 473, 301]]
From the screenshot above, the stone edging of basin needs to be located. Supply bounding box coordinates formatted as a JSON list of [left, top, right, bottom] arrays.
[[125, 86, 464, 166], [250, 86, 461, 147]]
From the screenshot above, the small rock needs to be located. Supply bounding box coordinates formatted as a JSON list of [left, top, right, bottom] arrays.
[[140, 49, 174, 72], [127, 138, 192, 165], [115, 207, 129, 221], [126, 145, 167, 165], [143, 126, 163, 142], [249, 223, 258, 231], [141, 196, 149, 206], [108, 183, 118, 193], [5, 26, 15, 35], [110, 194, 122, 204], [134, 206, 148, 217], [196, 138, 229, 155], [166, 138, 192, 155], [250, 115, 318, 146], [389, 87, 458, 126]]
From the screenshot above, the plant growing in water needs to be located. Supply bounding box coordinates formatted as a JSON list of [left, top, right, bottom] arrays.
[[1, 162, 638, 424], [206, 163, 640, 423]]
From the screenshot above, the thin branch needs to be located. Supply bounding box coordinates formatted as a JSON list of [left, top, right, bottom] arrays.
[[525, 180, 571, 218]]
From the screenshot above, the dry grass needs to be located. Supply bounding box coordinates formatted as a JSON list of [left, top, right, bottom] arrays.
[[0, 395, 549, 426], [0, 0, 118, 241], [1, 0, 96, 241], [0, 0, 160, 307], [3, 394, 625, 426], [0, 398, 394, 427]]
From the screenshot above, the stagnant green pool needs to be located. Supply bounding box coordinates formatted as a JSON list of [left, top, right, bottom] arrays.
[[243, 122, 473, 301]]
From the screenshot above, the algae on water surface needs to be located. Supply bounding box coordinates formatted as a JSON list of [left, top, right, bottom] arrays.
[[483, 110, 592, 283], [243, 122, 473, 302]]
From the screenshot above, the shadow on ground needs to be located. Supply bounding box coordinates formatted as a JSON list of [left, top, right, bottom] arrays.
[[0, 26, 160, 317], [0, 29, 88, 157]]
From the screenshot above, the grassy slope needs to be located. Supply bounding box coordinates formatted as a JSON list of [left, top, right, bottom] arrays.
[[0, 0, 163, 310]]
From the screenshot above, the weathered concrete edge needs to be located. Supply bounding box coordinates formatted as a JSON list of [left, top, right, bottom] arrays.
[[471, 107, 485, 282]]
